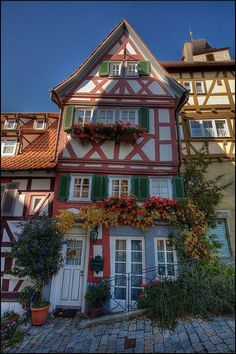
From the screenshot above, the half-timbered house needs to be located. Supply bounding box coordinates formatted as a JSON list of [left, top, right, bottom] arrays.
[[1, 112, 59, 314], [49, 19, 188, 312], [162, 38, 235, 258]]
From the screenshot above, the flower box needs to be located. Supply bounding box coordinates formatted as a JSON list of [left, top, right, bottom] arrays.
[[71, 122, 146, 143]]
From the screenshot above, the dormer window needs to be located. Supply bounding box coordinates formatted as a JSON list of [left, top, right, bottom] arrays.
[[1, 139, 18, 156], [110, 62, 122, 77], [74, 108, 93, 125], [34, 119, 46, 130], [127, 62, 139, 77], [5, 119, 16, 129]]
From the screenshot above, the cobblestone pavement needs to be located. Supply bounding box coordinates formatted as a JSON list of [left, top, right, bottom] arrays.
[[4, 315, 235, 353]]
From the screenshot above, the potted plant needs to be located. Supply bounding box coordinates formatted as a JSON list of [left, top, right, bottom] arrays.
[[85, 281, 111, 317], [10, 215, 64, 325]]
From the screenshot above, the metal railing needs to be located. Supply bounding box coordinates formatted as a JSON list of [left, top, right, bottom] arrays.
[[100, 263, 179, 314]]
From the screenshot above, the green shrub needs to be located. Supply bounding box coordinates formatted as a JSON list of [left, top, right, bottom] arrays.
[[137, 261, 235, 329]]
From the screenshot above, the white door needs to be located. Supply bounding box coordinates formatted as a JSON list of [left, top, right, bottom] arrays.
[[110, 237, 145, 312], [55, 237, 85, 307]]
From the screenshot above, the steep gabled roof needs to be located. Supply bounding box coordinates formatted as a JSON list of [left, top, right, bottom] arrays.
[[50, 19, 187, 107], [1, 113, 59, 170]]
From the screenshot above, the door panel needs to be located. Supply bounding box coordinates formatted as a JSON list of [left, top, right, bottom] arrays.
[[55, 237, 85, 307]]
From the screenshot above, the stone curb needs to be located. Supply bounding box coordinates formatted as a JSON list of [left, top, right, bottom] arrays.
[[77, 309, 147, 329]]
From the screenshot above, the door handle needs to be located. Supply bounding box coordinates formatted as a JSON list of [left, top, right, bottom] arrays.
[[81, 271, 84, 277]]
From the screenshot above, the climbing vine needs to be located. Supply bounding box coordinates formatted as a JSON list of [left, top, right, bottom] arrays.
[[56, 196, 217, 262]]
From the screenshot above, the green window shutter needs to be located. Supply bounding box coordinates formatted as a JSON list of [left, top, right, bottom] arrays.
[[139, 61, 150, 76], [131, 177, 139, 199], [63, 106, 75, 132], [58, 175, 70, 201], [91, 175, 108, 201], [139, 177, 149, 201], [172, 177, 185, 202], [138, 107, 149, 131], [99, 61, 110, 77], [131, 176, 149, 201]]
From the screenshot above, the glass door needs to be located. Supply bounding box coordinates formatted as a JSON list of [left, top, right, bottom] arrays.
[[111, 238, 144, 311]]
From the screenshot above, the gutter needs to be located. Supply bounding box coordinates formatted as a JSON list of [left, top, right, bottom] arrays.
[[175, 91, 189, 176]]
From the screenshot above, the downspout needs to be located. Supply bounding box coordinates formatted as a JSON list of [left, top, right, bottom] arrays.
[[50, 90, 64, 163], [175, 91, 189, 176]]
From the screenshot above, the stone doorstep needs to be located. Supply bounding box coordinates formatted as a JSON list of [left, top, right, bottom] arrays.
[[77, 309, 147, 329]]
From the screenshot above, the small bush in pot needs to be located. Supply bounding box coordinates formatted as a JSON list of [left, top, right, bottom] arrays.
[[10, 215, 64, 325], [85, 281, 111, 316]]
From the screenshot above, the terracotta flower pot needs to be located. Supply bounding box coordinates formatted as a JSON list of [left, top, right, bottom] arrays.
[[90, 307, 102, 317], [31, 304, 50, 325]]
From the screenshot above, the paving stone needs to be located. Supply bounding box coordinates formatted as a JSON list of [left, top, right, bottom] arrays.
[[189, 333, 200, 344], [216, 343, 232, 353], [227, 343, 236, 352], [202, 341, 218, 352], [223, 336, 235, 344], [184, 347, 194, 353], [154, 344, 165, 353], [209, 335, 224, 345], [205, 328, 216, 336]]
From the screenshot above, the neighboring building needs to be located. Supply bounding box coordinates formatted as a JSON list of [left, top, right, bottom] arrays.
[[49, 19, 188, 312], [162, 38, 235, 257], [1, 112, 59, 314]]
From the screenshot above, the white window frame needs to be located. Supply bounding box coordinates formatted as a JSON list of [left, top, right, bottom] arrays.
[[126, 62, 139, 77], [108, 176, 131, 198], [69, 175, 92, 202], [4, 119, 17, 130], [96, 109, 115, 125], [149, 177, 173, 199], [74, 107, 94, 126], [119, 108, 138, 125], [109, 62, 122, 77], [34, 119, 46, 130], [183, 81, 192, 93], [189, 119, 230, 138], [194, 81, 205, 94], [29, 196, 44, 215], [1, 139, 18, 156], [154, 237, 178, 278]]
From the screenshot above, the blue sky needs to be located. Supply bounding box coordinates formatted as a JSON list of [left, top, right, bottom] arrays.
[[1, 1, 235, 112]]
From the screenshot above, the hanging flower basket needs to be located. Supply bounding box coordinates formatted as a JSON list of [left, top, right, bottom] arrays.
[[71, 122, 146, 144]]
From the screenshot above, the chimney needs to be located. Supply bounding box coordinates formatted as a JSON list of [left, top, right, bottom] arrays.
[[182, 42, 193, 62]]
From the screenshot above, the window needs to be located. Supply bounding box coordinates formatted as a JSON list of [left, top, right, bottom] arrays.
[[34, 119, 46, 130], [127, 62, 139, 77], [206, 54, 215, 61], [97, 109, 114, 124], [194, 81, 205, 94], [215, 120, 228, 137], [29, 196, 43, 215], [120, 109, 137, 125], [203, 121, 214, 137], [155, 238, 177, 277], [1, 140, 17, 156], [183, 81, 192, 93], [207, 219, 231, 257], [150, 178, 172, 199], [110, 62, 121, 77], [74, 108, 93, 125], [5, 120, 16, 129], [70, 176, 91, 201], [189, 119, 229, 138], [109, 177, 131, 198]]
